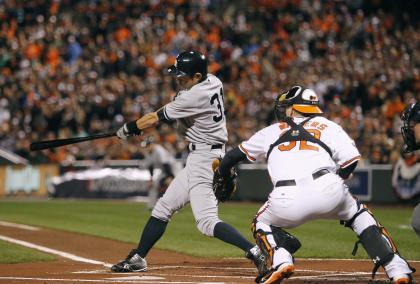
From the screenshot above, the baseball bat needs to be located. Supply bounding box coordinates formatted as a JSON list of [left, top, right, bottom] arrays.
[[30, 131, 116, 151]]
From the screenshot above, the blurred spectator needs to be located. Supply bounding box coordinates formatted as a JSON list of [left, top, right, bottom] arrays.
[[0, 0, 418, 164], [392, 151, 420, 200]]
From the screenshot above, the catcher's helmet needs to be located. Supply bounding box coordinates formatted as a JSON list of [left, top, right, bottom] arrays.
[[274, 86, 322, 121], [401, 102, 420, 153], [167, 50, 207, 78]]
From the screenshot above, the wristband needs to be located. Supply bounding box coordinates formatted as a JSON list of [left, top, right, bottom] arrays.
[[157, 108, 171, 123], [126, 120, 141, 135]]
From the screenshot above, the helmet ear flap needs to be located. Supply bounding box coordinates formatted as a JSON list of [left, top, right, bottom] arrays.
[[274, 94, 292, 121], [274, 87, 300, 121]]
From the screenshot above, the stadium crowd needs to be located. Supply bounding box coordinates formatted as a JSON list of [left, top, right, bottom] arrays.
[[0, 0, 418, 165]]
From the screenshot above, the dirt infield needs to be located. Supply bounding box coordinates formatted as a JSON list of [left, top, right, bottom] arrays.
[[0, 223, 418, 284]]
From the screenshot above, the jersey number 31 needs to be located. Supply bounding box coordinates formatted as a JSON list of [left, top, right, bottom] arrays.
[[210, 87, 225, 122]]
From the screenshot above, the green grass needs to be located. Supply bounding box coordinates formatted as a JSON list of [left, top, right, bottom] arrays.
[[0, 239, 55, 264], [0, 200, 418, 261]]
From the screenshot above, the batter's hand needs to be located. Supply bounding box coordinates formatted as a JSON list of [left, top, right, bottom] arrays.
[[116, 121, 142, 140], [212, 158, 237, 202]]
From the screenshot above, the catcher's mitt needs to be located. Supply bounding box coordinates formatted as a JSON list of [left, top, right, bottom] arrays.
[[212, 158, 237, 202]]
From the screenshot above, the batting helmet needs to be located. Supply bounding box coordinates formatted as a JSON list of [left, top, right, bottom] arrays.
[[167, 50, 207, 78], [274, 86, 323, 121], [401, 102, 420, 153]]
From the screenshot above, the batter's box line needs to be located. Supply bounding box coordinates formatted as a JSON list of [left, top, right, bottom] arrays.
[[151, 272, 254, 280], [226, 257, 420, 263], [73, 269, 254, 280], [0, 277, 225, 284], [148, 265, 386, 276], [148, 265, 253, 271], [102, 271, 388, 282]]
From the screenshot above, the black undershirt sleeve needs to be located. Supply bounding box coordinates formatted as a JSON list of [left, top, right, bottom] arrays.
[[156, 108, 171, 123], [219, 147, 247, 177]]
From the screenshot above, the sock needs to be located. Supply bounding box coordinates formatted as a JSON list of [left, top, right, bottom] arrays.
[[213, 222, 254, 252], [136, 216, 168, 258]]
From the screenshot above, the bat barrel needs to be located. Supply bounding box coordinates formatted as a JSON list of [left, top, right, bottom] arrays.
[[30, 132, 116, 151]]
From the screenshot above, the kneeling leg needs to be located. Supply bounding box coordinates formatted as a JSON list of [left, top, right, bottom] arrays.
[[342, 203, 415, 281], [252, 219, 301, 282]]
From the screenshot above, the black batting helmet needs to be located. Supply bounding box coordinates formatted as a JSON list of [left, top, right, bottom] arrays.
[[167, 50, 207, 78], [274, 86, 322, 121], [401, 102, 420, 153]]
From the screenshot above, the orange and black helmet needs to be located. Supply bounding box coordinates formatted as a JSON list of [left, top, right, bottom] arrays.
[[274, 86, 322, 121]]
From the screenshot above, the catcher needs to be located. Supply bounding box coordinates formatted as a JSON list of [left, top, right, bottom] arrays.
[[212, 86, 415, 284]]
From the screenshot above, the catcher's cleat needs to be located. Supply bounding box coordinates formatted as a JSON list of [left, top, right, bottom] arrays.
[[111, 249, 147, 272], [246, 245, 269, 278], [393, 274, 412, 284], [259, 263, 295, 284]]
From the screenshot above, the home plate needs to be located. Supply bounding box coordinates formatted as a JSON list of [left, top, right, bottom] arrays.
[[104, 275, 165, 281]]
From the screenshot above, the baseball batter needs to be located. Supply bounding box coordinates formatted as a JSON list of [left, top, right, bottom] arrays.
[[217, 86, 415, 284], [112, 50, 267, 275]]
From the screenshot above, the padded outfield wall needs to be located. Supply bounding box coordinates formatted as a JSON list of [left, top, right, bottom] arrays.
[[0, 161, 418, 204]]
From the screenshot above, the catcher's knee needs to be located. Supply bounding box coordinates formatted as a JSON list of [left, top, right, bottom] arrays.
[[197, 217, 221, 236], [252, 220, 301, 267], [341, 203, 399, 278]]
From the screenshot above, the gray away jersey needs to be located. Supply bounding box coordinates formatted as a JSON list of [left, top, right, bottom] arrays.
[[162, 74, 228, 145]]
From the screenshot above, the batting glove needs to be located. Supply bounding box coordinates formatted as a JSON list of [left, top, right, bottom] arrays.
[[116, 121, 142, 140]]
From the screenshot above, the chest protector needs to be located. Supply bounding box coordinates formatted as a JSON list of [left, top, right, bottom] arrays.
[[267, 116, 333, 160]]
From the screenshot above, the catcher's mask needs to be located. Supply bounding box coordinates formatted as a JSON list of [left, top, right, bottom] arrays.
[[274, 86, 323, 121], [167, 50, 207, 79], [400, 102, 420, 153]]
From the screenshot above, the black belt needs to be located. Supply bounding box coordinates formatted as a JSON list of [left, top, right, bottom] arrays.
[[189, 144, 223, 151], [275, 169, 330, 187]]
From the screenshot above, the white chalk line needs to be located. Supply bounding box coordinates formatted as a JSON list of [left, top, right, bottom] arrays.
[[0, 235, 112, 267], [228, 256, 420, 263], [0, 277, 224, 284], [147, 265, 385, 276], [74, 267, 386, 281], [0, 221, 40, 231]]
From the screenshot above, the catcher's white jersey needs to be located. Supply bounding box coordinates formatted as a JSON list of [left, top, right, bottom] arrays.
[[162, 74, 228, 145], [239, 116, 360, 185]]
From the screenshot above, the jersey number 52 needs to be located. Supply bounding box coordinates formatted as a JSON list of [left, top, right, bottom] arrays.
[[210, 87, 225, 122], [278, 129, 321, 152]]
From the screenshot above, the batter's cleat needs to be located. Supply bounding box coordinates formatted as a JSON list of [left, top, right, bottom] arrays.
[[111, 249, 147, 272], [393, 274, 412, 284], [246, 245, 269, 277], [259, 263, 295, 284]]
